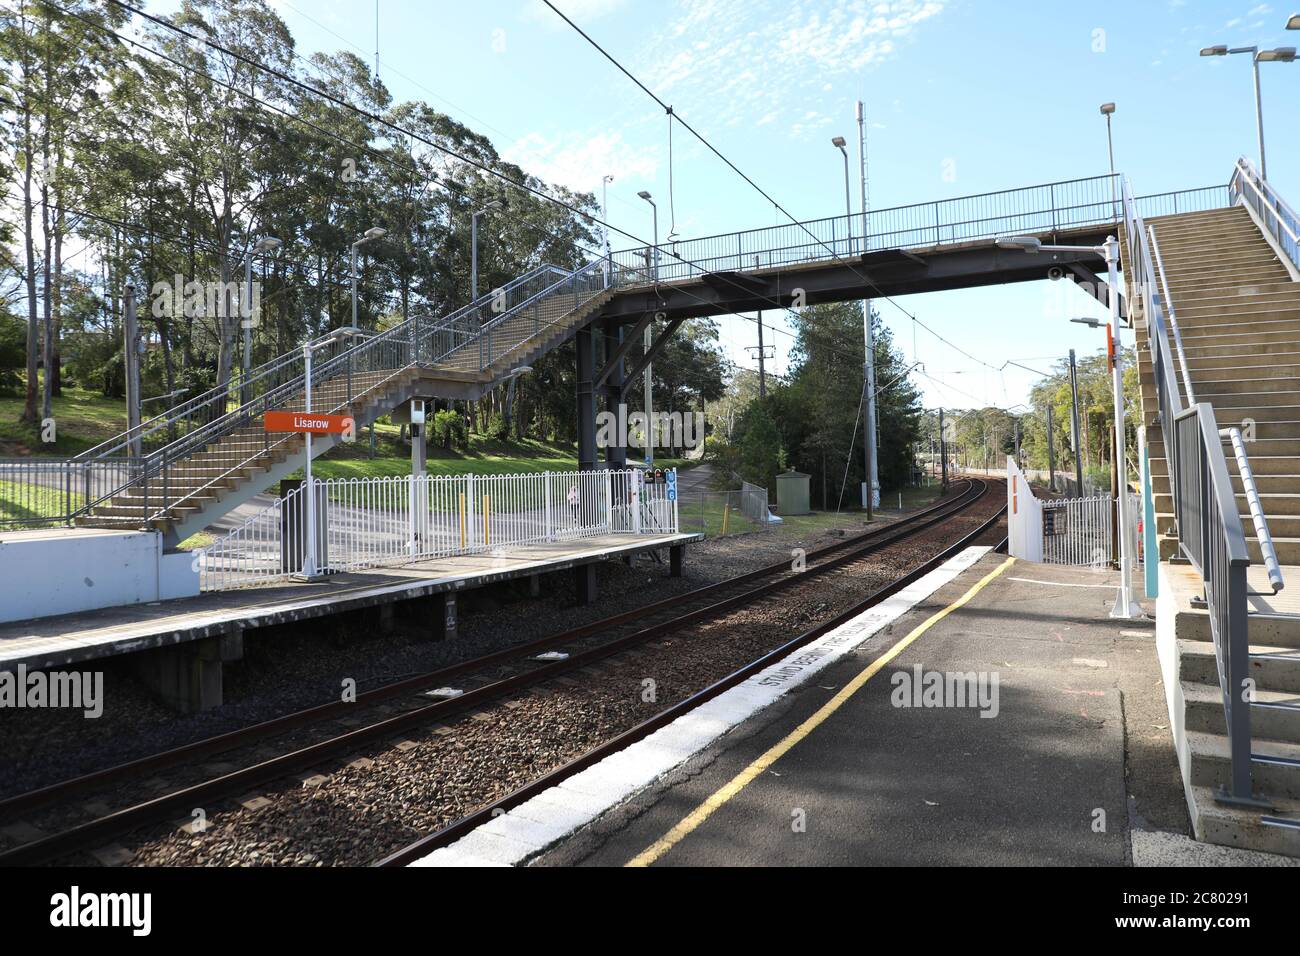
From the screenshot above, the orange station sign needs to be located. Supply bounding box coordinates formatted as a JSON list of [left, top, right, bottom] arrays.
[[263, 411, 354, 435]]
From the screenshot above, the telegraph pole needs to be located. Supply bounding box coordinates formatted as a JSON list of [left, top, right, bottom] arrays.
[[1068, 349, 1085, 497], [938, 408, 948, 490], [1046, 405, 1057, 492], [857, 100, 878, 516], [753, 257, 767, 400], [124, 283, 142, 458]]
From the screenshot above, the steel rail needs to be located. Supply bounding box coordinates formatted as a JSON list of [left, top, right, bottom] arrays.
[[0, 480, 994, 864], [374, 504, 1008, 867], [2, 478, 981, 818]]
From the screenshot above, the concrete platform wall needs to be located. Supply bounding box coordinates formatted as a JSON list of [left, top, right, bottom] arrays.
[[0, 529, 199, 624]]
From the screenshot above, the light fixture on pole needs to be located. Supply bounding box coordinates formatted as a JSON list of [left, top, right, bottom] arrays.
[[502, 364, 533, 435], [1288, 13, 1300, 28], [471, 200, 504, 301], [637, 191, 658, 465], [298, 324, 363, 581], [1198, 43, 1296, 179], [1099, 103, 1117, 218], [601, 175, 614, 259], [997, 234, 1140, 618], [242, 236, 282, 405], [351, 227, 386, 331], [831, 136, 851, 255]]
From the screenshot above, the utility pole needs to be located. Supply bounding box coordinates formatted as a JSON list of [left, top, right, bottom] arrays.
[[751, 255, 768, 400], [1068, 349, 1084, 497], [857, 100, 878, 516], [1046, 405, 1056, 492], [938, 408, 948, 490], [124, 283, 141, 458]]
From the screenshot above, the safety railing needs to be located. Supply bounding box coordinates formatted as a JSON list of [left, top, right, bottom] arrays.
[[197, 467, 678, 591], [1122, 174, 1256, 804], [0, 457, 140, 529], [1147, 225, 1197, 405], [1221, 426, 1284, 594], [610, 175, 1228, 284], [49, 260, 617, 530], [1230, 156, 1300, 276]]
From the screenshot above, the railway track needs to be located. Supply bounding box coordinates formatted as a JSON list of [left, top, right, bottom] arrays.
[[0, 477, 1001, 866], [374, 500, 1007, 867]]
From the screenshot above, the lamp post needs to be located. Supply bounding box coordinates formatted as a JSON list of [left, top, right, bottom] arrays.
[[601, 175, 614, 259], [502, 364, 533, 435], [831, 135, 851, 256], [299, 324, 363, 580], [1199, 44, 1296, 180], [998, 234, 1140, 618], [471, 200, 504, 302], [637, 190, 658, 465], [1099, 103, 1117, 219], [242, 236, 282, 405], [351, 227, 386, 330]]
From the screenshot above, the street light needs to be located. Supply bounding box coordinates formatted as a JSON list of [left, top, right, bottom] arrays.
[[601, 175, 614, 257], [637, 190, 658, 464], [351, 227, 386, 330], [1198, 43, 1296, 180], [241, 235, 282, 405], [1100, 103, 1117, 217], [831, 136, 851, 254], [471, 199, 504, 301], [501, 364, 533, 433], [1288, 13, 1300, 28], [998, 233, 1140, 618], [297, 324, 364, 580]]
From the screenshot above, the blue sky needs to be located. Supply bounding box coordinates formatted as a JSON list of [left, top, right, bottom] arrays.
[[163, 0, 1300, 408]]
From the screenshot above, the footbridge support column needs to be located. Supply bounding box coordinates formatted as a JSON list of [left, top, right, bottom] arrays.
[[577, 324, 598, 471]]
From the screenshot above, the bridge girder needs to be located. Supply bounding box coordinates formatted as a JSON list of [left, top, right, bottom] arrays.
[[593, 225, 1120, 324]]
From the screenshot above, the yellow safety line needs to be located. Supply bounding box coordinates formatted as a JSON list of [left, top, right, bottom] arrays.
[[625, 554, 1016, 867]]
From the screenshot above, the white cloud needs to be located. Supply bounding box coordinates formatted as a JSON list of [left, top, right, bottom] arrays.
[[635, 1, 946, 137], [501, 129, 658, 193]]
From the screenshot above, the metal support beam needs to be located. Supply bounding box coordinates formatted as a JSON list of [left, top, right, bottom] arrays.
[[595, 311, 654, 389], [576, 324, 598, 471], [1066, 263, 1127, 323], [623, 316, 686, 386], [602, 318, 627, 468]]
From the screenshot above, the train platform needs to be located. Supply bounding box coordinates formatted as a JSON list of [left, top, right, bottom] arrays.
[[418, 548, 1297, 867], [0, 532, 698, 710]]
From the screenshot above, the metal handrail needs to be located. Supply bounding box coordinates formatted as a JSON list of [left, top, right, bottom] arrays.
[[1147, 225, 1197, 405], [1122, 175, 1257, 805], [1229, 156, 1300, 275], [610, 176, 1227, 284], [1221, 426, 1284, 594]]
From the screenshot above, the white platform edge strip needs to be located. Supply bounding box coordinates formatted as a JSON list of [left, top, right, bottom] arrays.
[[410, 544, 994, 867]]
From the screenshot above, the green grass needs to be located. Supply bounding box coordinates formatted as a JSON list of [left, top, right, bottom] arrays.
[[680, 483, 946, 538], [0, 478, 84, 524], [0, 383, 130, 457]]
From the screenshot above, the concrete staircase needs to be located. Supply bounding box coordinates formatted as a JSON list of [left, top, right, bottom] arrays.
[[1130, 202, 1300, 855], [75, 272, 615, 542]]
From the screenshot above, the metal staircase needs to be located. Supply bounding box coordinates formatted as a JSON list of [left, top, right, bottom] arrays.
[[71, 258, 618, 543]]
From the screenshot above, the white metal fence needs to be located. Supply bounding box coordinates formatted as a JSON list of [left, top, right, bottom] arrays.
[[1041, 495, 1114, 566], [198, 467, 678, 591]]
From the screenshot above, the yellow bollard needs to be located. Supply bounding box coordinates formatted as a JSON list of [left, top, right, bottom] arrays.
[[721, 502, 730, 535], [483, 495, 490, 548], [459, 492, 466, 550]]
